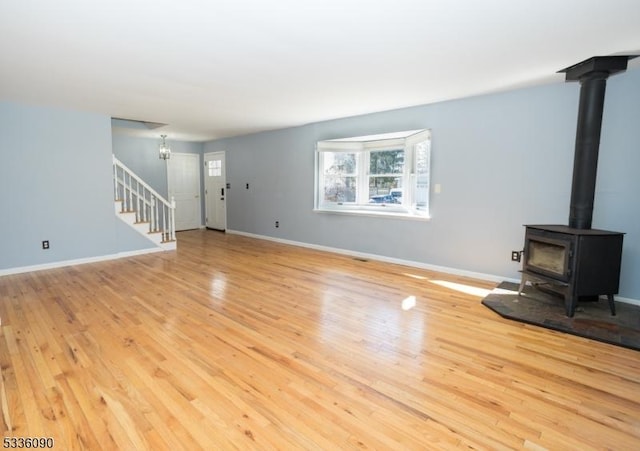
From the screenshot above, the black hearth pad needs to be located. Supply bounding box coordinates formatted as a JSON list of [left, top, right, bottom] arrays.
[[482, 282, 640, 351]]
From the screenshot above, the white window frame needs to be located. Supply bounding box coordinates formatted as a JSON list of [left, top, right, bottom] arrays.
[[315, 129, 431, 219]]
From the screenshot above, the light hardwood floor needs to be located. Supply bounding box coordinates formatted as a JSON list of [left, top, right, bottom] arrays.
[[1, 229, 639, 450]]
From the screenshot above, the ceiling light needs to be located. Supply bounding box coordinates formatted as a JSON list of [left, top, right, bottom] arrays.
[[159, 134, 171, 160]]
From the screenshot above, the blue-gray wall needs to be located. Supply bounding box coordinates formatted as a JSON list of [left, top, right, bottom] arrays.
[[0, 102, 154, 270], [204, 66, 640, 300]]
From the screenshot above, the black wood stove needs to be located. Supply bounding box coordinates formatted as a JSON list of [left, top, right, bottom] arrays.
[[519, 225, 623, 316], [518, 56, 635, 317]]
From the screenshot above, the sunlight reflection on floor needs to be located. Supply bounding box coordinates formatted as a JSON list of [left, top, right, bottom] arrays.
[[430, 280, 518, 298], [401, 272, 428, 280], [401, 295, 416, 310], [210, 274, 227, 298]]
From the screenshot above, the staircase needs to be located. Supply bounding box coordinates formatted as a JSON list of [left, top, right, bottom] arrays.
[[113, 155, 176, 250]]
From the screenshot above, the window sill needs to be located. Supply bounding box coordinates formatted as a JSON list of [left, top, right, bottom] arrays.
[[313, 208, 431, 221]]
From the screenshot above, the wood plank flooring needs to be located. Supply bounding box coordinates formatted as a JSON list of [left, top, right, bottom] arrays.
[[1, 229, 639, 450]]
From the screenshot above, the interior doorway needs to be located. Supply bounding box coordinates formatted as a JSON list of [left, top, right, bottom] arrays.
[[167, 153, 202, 231], [204, 151, 227, 231]]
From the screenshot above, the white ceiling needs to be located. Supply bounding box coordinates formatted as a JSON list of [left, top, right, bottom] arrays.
[[1, 0, 639, 142]]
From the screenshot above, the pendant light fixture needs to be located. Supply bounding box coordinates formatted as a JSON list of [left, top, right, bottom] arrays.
[[159, 134, 171, 160]]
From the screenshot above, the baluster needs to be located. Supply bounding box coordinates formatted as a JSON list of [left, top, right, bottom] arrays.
[[136, 182, 141, 222], [150, 198, 155, 232], [171, 197, 176, 241], [162, 203, 167, 241], [122, 172, 127, 211], [159, 204, 164, 236], [143, 188, 148, 223], [154, 197, 159, 232], [138, 182, 143, 222], [113, 160, 117, 200], [122, 172, 126, 210], [132, 179, 136, 220], [165, 204, 168, 239], [119, 167, 123, 202], [127, 172, 133, 212], [118, 167, 123, 204]]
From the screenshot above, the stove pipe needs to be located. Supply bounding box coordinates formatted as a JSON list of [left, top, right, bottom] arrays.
[[559, 56, 635, 229], [568, 71, 607, 229]]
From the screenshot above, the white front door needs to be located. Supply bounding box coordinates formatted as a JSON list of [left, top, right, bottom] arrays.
[[168, 153, 201, 231], [204, 151, 226, 231]]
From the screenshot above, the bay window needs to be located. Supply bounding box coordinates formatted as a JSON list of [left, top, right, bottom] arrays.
[[315, 129, 431, 218]]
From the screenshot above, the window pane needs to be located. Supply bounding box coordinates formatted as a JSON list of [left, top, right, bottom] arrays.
[[414, 141, 430, 210], [324, 152, 356, 175], [321, 152, 357, 203], [415, 142, 429, 174], [324, 176, 356, 203], [369, 149, 404, 175], [368, 150, 404, 203], [208, 159, 222, 176], [368, 176, 401, 203]]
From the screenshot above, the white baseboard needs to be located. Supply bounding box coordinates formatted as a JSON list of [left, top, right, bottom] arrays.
[[616, 296, 640, 307], [0, 247, 167, 277], [226, 229, 640, 306], [226, 229, 518, 283]]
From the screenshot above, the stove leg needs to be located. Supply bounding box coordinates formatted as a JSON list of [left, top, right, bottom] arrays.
[[565, 305, 574, 317], [518, 274, 528, 295], [565, 295, 576, 317], [607, 294, 616, 316]]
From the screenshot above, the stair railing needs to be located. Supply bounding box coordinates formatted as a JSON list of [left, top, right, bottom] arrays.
[[113, 155, 176, 242]]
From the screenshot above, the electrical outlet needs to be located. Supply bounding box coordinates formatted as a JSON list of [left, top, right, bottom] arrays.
[[246, 183, 249, 189], [275, 221, 279, 228], [511, 250, 521, 262], [42, 240, 50, 250]]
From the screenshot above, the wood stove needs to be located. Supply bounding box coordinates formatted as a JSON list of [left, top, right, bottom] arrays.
[[519, 225, 623, 317], [518, 55, 635, 317]]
